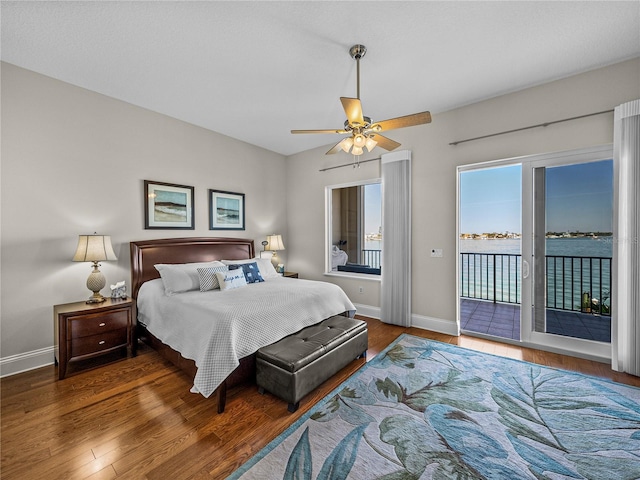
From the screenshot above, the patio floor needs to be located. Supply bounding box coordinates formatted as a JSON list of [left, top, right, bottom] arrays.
[[460, 298, 611, 343]]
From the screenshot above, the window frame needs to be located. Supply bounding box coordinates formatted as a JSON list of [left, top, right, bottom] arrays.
[[324, 178, 382, 280]]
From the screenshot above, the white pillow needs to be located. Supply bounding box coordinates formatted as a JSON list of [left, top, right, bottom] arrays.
[[197, 265, 229, 291], [222, 257, 280, 279], [155, 261, 225, 295], [215, 269, 247, 290]]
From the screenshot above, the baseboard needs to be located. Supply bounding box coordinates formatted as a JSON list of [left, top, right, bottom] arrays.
[[353, 303, 381, 319], [1, 346, 55, 378], [411, 313, 460, 336], [354, 303, 459, 336]]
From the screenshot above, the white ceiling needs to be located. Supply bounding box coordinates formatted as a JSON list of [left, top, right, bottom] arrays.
[[2, 1, 639, 156]]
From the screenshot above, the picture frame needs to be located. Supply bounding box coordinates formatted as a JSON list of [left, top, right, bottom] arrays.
[[209, 189, 245, 230], [144, 180, 195, 229]]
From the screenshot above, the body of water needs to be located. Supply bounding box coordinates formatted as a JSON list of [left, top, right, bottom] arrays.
[[459, 237, 612, 257], [365, 240, 382, 250], [459, 237, 612, 313]]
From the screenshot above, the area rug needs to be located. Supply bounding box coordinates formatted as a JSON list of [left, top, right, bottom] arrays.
[[228, 334, 640, 480]]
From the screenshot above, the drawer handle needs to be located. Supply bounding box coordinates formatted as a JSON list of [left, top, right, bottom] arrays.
[[99, 322, 106, 327], [99, 340, 106, 345]]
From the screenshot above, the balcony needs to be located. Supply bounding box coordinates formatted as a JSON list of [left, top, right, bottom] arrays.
[[460, 253, 611, 343]]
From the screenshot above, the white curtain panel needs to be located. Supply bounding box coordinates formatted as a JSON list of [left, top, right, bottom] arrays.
[[612, 99, 640, 376], [381, 150, 412, 326]]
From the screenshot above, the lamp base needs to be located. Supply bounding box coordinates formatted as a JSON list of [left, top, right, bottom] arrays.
[[85, 264, 107, 304], [86, 293, 107, 304]]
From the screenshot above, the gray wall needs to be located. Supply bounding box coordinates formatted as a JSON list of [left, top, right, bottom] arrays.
[[2, 58, 639, 375], [1, 62, 288, 375], [284, 58, 640, 331]]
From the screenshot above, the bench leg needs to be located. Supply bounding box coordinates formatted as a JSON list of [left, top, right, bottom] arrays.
[[258, 386, 265, 395], [288, 402, 300, 413], [358, 350, 367, 360]]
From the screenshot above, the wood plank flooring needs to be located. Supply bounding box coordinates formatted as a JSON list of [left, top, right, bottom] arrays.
[[2, 317, 639, 479]]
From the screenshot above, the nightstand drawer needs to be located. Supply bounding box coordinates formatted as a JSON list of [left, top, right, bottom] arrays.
[[70, 328, 128, 358], [68, 309, 130, 339]]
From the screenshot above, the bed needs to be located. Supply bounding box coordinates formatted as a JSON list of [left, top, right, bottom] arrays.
[[130, 237, 356, 413]]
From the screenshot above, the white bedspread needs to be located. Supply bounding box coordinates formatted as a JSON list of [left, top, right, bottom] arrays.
[[137, 277, 356, 398]]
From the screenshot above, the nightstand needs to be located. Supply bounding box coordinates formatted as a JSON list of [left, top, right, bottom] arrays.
[[282, 271, 299, 278], [54, 297, 135, 379]]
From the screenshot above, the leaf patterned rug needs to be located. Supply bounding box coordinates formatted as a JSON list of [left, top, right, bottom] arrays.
[[228, 334, 640, 479]]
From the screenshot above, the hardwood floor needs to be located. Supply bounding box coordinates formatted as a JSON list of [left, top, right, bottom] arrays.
[[2, 317, 639, 479]]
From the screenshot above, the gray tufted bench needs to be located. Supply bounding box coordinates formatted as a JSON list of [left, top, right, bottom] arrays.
[[256, 315, 368, 412]]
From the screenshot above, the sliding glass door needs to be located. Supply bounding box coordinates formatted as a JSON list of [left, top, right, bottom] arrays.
[[459, 145, 614, 359], [523, 147, 613, 358]]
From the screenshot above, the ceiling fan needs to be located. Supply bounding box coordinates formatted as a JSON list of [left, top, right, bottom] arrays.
[[291, 44, 432, 156]]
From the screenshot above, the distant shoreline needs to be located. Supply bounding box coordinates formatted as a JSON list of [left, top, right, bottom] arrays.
[[460, 232, 612, 240]]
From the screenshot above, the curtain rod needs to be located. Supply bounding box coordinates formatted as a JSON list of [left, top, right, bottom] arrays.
[[449, 109, 614, 146], [319, 156, 381, 172]]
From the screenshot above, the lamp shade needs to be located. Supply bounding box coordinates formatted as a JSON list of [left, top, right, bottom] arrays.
[[265, 234, 285, 251], [72, 235, 117, 262]]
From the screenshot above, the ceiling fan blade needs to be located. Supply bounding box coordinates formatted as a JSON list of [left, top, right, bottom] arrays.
[[326, 140, 344, 155], [373, 111, 432, 132], [340, 97, 365, 126], [371, 134, 401, 151], [291, 129, 348, 134]]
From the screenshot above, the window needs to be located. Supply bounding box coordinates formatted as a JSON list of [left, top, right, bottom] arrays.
[[326, 180, 381, 276]]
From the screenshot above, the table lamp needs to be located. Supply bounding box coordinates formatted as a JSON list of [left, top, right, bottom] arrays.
[[266, 234, 285, 270], [72, 234, 117, 303]]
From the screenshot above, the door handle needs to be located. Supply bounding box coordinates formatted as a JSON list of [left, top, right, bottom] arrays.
[[523, 260, 530, 279]]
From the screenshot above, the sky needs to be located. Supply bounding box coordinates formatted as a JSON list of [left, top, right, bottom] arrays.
[[460, 165, 521, 234], [364, 183, 381, 235], [460, 160, 613, 234]]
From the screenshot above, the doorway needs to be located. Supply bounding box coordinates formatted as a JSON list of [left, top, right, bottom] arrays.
[[459, 164, 522, 341]]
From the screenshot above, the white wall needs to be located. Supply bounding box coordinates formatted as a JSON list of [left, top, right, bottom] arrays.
[[1, 62, 288, 375], [285, 58, 640, 330]]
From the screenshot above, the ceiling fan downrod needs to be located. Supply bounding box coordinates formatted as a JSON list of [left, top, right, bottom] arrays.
[[349, 44, 366, 100]]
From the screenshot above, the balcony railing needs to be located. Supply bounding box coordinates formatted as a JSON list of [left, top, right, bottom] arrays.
[[362, 249, 381, 269], [460, 253, 612, 316]]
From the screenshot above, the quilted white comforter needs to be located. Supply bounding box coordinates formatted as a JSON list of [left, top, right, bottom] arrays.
[[136, 277, 356, 398]]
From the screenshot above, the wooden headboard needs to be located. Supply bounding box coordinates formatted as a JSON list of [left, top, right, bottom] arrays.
[[130, 237, 255, 299]]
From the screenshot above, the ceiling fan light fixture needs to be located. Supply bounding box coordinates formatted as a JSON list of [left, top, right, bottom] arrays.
[[290, 44, 432, 156], [340, 137, 354, 153], [364, 136, 378, 152]]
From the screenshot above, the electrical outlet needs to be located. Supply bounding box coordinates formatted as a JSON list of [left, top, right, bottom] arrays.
[[358, 286, 364, 294], [431, 248, 443, 258]]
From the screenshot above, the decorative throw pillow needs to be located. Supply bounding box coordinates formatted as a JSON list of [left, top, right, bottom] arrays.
[[154, 261, 226, 295], [215, 269, 247, 291], [222, 258, 279, 279], [229, 262, 265, 284], [197, 265, 229, 291]]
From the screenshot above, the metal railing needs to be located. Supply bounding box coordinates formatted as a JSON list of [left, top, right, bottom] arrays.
[[362, 249, 381, 269], [459, 253, 612, 316], [546, 255, 611, 316], [460, 253, 521, 304]]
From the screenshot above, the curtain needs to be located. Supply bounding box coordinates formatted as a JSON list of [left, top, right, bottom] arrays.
[[381, 150, 412, 326], [612, 99, 640, 376]]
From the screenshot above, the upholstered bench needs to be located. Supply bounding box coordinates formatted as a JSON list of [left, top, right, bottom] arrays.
[[256, 315, 368, 412]]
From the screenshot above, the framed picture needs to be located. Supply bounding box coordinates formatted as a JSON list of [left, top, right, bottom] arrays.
[[209, 189, 245, 230], [144, 180, 194, 229]]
